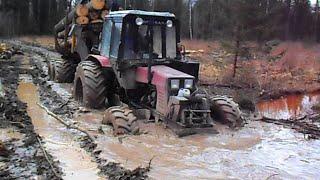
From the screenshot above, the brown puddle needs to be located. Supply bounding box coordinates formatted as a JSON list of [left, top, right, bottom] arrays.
[[258, 92, 320, 119], [75, 112, 320, 179], [17, 73, 102, 179]]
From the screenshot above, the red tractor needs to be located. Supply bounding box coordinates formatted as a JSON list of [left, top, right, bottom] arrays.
[[52, 10, 243, 135]]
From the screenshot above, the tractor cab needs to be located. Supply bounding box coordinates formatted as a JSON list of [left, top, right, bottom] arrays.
[[100, 10, 180, 63]]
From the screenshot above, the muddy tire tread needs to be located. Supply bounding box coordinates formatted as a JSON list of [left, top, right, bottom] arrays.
[[210, 95, 243, 128], [74, 61, 107, 108], [103, 106, 139, 135], [54, 58, 75, 83]]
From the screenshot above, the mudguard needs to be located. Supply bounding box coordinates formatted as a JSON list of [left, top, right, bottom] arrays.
[[87, 55, 112, 68]]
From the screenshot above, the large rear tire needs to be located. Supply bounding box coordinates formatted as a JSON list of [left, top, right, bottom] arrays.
[[102, 106, 140, 135], [54, 58, 76, 83], [210, 95, 243, 129], [74, 61, 107, 109]]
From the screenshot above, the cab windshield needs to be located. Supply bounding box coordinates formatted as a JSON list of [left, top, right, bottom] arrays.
[[122, 21, 177, 60]]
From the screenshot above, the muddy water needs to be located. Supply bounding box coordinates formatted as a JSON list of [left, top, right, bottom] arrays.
[[41, 56, 320, 179], [17, 77, 102, 179], [258, 92, 320, 119], [74, 112, 320, 179]]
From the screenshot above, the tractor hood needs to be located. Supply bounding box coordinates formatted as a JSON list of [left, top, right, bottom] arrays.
[[136, 65, 194, 115], [136, 65, 194, 85]]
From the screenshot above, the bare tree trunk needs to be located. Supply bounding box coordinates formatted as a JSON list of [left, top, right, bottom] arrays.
[[233, 39, 240, 78], [266, 0, 270, 14], [189, 0, 193, 40], [316, 0, 320, 42], [233, 25, 241, 78], [150, 0, 154, 11], [285, 0, 292, 40]]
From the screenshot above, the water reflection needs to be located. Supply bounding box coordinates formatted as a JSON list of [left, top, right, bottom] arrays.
[[258, 92, 320, 119]]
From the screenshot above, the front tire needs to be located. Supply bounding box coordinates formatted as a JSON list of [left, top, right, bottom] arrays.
[[73, 61, 108, 109], [102, 106, 140, 135], [210, 95, 243, 128]]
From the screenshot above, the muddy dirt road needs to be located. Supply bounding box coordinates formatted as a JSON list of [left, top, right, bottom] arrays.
[[17, 62, 102, 179], [0, 55, 62, 179], [2, 40, 320, 179]]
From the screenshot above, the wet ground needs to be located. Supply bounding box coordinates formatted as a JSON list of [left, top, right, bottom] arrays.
[[75, 112, 320, 179], [0, 55, 62, 179], [17, 74, 102, 180], [3, 40, 320, 179]]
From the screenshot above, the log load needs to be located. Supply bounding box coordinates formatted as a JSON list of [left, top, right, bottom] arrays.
[[55, 0, 107, 33], [54, 0, 108, 54], [76, 4, 89, 16], [89, 0, 105, 10]]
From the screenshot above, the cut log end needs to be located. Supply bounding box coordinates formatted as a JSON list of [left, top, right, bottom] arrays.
[[91, 0, 105, 10], [76, 16, 89, 25], [76, 4, 89, 16]]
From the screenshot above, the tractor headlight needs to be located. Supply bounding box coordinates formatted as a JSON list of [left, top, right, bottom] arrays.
[[170, 79, 180, 90], [135, 18, 144, 26], [184, 79, 193, 89], [166, 20, 173, 28]]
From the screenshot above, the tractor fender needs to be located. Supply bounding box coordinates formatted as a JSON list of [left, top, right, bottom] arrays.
[[87, 54, 112, 68]]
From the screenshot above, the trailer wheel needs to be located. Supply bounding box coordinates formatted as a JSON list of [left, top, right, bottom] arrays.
[[74, 61, 107, 109], [102, 106, 140, 135], [210, 95, 243, 129], [48, 60, 56, 81], [54, 58, 75, 83]]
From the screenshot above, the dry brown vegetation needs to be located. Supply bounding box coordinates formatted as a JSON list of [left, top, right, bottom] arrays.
[[182, 39, 320, 98], [18, 36, 55, 49]]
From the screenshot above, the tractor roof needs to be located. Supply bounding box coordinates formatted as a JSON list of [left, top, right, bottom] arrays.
[[107, 10, 175, 19]]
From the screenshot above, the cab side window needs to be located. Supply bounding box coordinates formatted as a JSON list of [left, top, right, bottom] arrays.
[[110, 22, 122, 58], [100, 20, 112, 57]]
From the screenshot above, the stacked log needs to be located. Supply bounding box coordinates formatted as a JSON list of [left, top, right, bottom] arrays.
[[54, 0, 109, 54]]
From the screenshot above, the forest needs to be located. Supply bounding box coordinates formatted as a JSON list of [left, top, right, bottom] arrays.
[[0, 0, 320, 42]]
